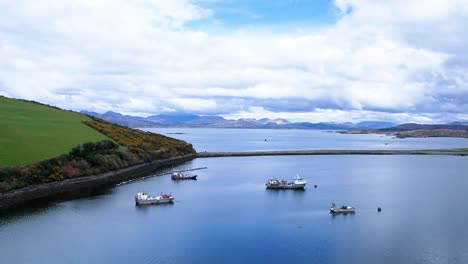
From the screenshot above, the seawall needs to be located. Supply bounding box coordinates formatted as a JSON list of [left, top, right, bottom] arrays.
[[196, 149, 468, 158], [0, 154, 196, 212]]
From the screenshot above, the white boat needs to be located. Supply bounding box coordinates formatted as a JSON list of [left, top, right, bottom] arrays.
[[330, 203, 355, 214], [135, 192, 174, 205], [171, 171, 197, 180], [265, 174, 307, 189], [292, 175, 306, 186]]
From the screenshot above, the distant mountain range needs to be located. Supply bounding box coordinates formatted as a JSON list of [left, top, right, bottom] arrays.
[[80, 111, 396, 130]]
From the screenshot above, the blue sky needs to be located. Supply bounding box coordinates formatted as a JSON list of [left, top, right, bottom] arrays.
[[189, 0, 337, 30], [1, 0, 468, 123]]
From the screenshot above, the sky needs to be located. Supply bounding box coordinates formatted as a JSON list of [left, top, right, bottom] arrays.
[[1, 0, 468, 123]]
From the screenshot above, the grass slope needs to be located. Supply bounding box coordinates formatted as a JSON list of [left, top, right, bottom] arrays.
[[0, 96, 108, 166]]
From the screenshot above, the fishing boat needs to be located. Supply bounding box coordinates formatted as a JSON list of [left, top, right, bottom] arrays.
[[171, 171, 197, 180], [265, 175, 307, 189], [330, 203, 355, 214], [134, 192, 174, 205]]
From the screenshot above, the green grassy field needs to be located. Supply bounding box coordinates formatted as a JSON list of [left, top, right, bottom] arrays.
[[0, 96, 109, 166]]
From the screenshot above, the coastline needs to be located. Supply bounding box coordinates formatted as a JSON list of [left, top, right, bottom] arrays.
[[0, 154, 196, 212]]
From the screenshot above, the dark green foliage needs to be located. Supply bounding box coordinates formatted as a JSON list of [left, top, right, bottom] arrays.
[[0, 140, 124, 192], [83, 142, 96, 153]]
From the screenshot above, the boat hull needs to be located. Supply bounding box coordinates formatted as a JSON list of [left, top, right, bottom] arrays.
[[265, 183, 305, 189], [135, 198, 174, 205], [330, 208, 355, 214], [171, 175, 197, 180]]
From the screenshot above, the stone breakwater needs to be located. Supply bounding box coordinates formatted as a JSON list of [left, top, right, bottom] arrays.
[[0, 154, 196, 212], [196, 150, 468, 158]]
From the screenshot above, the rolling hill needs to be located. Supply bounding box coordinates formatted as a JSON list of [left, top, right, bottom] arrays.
[[0, 96, 109, 166], [0, 96, 195, 193]]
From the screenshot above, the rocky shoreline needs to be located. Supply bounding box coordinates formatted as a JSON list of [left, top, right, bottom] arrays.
[[0, 154, 196, 213]]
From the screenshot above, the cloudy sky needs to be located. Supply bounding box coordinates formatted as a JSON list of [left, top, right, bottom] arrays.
[[1, 0, 468, 123]]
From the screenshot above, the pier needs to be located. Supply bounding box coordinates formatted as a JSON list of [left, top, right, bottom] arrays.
[[152, 167, 208, 177], [196, 149, 468, 158]]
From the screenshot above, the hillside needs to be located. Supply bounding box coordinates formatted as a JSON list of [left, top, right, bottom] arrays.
[[392, 129, 468, 138], [0, 97, 195, 193], [381, 123, 468, 132], [0, 96, 108, 166]]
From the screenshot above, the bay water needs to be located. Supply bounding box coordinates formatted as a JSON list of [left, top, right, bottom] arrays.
[[1, 129, 468, 264]]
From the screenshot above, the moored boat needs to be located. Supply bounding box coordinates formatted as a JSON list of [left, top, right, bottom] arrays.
[[171, 171, 197, 180], [265, 174, 307, 189], [330, 203, 355, 214], [135, 192, 174, 205]]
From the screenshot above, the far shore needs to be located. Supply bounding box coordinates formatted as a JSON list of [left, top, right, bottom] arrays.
[[338, 129, 468, 138]]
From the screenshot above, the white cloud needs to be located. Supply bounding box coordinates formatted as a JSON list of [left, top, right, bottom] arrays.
[[222, 107, 436, 124], [0, 0, 468, 123]]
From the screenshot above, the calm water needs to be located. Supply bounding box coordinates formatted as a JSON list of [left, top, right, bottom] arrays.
[[1, 130, 468, 264], [143, 128, 468, 152]]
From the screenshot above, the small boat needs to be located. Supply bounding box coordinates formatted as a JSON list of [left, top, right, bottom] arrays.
[[330, 203, 355, 214], [265, 174, 307, 189], [135, 192, 174, 205], [171, 171, 197, 180]]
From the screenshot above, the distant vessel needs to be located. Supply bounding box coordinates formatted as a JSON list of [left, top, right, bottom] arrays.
[[171, 171, 197, 180], [330, 203, 355, 214], [135, 192, 174, 205], [265, 175, 306, 189]]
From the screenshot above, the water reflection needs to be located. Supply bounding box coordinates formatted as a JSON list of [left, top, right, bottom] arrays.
[[265, 188, 307, 200], [171, 179, 198, 185], [265, 188, 306, 193], [134, 203, 174, 214], [330, 212, 356, 219]]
